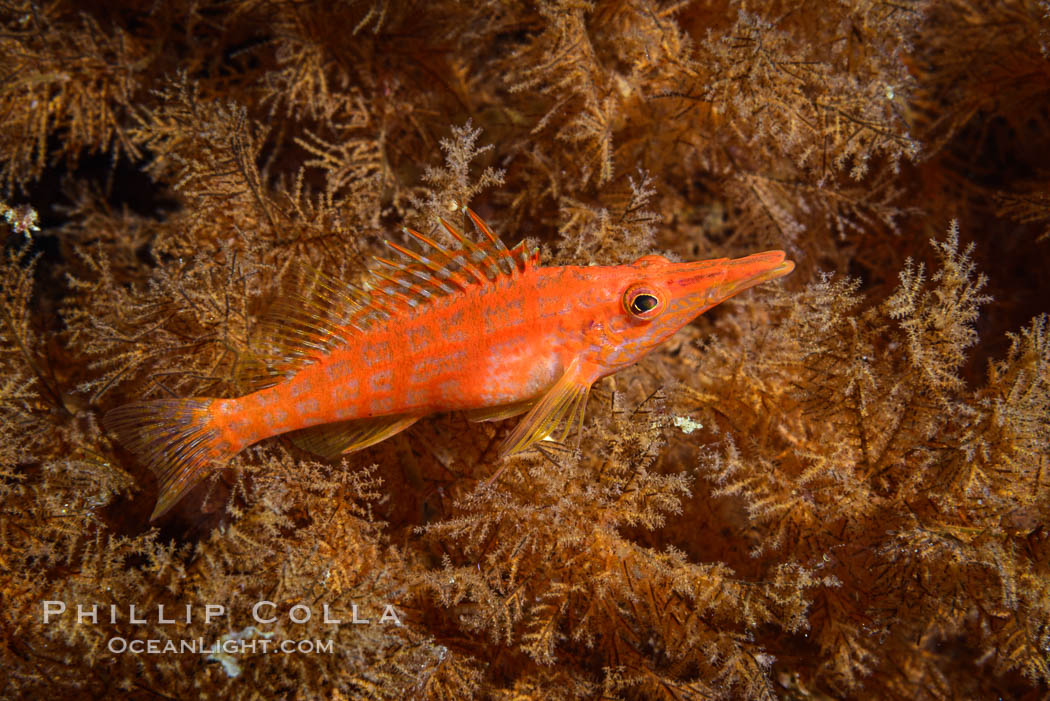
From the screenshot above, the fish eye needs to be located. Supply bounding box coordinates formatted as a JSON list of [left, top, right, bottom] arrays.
[[623, 285, 663, 320], [632, 294, 658, 313]]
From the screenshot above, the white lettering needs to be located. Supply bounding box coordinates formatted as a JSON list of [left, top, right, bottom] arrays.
[[77, 604, 97, 624], [205, 605, 225, 624], [42, 601, 65, 623], [379, 605, 402, 626], [289, 604, 311, 624], [252, 600, 276, 624]]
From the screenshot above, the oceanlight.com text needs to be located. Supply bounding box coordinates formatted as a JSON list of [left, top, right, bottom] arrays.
[[106, 637, 334, 655]]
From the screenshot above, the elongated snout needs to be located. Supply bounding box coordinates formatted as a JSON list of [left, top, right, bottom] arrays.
[[707, 250, 794, 304], [663, 250, 794, 307]]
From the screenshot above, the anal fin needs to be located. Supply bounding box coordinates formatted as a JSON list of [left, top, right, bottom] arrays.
[[465, 398, 537, 423], [289, 414, 420, 459]]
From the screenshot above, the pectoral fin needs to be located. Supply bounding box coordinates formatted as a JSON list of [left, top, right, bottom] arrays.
[[289, 414, 420, 459], [499, 358, 595, 456]]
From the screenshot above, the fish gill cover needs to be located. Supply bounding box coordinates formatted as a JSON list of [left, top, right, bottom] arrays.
[[1, 1, 1048, 699]]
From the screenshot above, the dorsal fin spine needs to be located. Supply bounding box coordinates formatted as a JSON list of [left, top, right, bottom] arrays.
[[275, 305, 347, 343], [430, 262, 469, 290], [385, 240, 471, 292], [277, 322, 343, 352], [410, 225, 488, 285], [372, 257, 415, 290], [465, 207, 519, 276], [438, 216, 494, 280], [437, 217, 471, 248], [385, 274, 434, 306], [402, 226, 451, 258], [507, 241, 532, 272], [441, 218, 503, 280], [468, 248, 500, 280], [297, 298, 359, 340], [375, 255, 456, 298], [369, 267, 421, 308], [311, 279, 369, 319]]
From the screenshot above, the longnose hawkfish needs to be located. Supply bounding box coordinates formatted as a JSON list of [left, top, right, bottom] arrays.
[[106, 206, 795, 519]]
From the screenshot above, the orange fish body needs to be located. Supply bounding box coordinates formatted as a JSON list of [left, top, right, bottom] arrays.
[[106, 208, 794, 519]]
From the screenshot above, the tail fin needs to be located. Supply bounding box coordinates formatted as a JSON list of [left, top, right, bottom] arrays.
[[104, 398, 233, 520]]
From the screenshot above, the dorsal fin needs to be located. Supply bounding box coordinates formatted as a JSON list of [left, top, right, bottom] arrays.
[[238, 263, 374, 391], [368, 207, 533, 305], [238, 208, 535, 392], [465, 207, 520, 277]]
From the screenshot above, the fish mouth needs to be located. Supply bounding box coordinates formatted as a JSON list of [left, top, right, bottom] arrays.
[[707, 251, 795, 304]]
